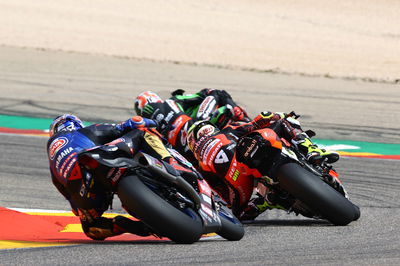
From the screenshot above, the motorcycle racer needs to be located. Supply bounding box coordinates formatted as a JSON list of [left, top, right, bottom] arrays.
[[134, 90, 196, 160], [133, 89, 250, 160], [186, 112, 340, 220], [134, 90, 340, 219], [170, 88, 250, 128], [134, 89, 338, 164], [47, 114, 197, 240]]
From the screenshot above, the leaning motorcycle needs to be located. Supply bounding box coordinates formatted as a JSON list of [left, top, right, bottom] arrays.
[[237, 114, 360, 225], [77, 135, 244, 244]]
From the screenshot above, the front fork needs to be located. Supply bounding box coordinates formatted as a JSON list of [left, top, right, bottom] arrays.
[[197, 179, 223, 234]]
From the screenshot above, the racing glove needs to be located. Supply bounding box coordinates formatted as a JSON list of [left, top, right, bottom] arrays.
[[117, 116, 158, 131], [208, 106, 230, 128], [208, 105, 248, 128], [252, 111, 283, 129], [232, 106, 249, 121]]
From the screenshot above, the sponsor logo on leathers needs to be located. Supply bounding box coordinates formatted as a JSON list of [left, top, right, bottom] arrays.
[[197, 96, 216, 120], [156, 113, 165, 122], [49, 137, 68, 160], [55, 147, 74, 169], [107, 167, 127, 184], [165, 111, 175, 123], [166, 99, 181, 113]]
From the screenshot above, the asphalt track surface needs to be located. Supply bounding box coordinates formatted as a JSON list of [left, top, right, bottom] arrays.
[[1, 47, 400, 265]]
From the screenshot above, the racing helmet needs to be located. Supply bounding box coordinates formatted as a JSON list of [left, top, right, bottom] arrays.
[[134, 91, 163, 116], [186, 120, 219, 152], [49, 114, 84, 137]]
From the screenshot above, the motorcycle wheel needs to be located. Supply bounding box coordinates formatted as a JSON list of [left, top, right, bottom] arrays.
[[117, 175, 203, 244], [217, 206, 245, 241], [277, 163, 359, 225], [352, 203, 361, 221]]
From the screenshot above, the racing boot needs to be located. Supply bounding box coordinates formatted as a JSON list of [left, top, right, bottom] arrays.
[[292, 133, 339, 164], [113, 216, 154, 237], [239, 194, 285, 221]]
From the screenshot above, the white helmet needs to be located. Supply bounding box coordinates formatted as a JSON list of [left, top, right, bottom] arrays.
[[186, 120, 218, 152]]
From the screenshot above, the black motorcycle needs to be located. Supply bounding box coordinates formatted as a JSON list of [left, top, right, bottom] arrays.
[[77, 134, 244, 244]]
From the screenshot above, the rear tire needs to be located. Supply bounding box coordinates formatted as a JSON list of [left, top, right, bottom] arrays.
[[117, 175, 203, 243], [277, 163, 359, 226]]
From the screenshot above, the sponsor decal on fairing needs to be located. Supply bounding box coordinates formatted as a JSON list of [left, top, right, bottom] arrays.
[[154, 160, 164, 169], [111, 168, 126, 184], [201, 194, 212, 205], [200, 204, 216, 222], [168, 148, 193, 168], [198, 180, 212, 196]]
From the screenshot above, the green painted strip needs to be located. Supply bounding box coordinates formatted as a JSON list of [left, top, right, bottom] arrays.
[[314, 139, 400, 155], [0, 114, 399, 155], [0, 115, 53, 130], [0, 115, 91, 130]]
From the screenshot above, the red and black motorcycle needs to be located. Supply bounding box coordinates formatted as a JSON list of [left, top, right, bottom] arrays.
[[237, 114, 360, 225]]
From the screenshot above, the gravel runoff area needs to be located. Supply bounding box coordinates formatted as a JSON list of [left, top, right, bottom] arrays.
[[0, 0, 399, 83]]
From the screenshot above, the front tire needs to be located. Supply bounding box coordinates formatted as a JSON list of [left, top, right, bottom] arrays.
[[352, 203, 361, 221], [217, 206, 244, 241], [277, 163, 359, 226], [117, 175, 204, 243]]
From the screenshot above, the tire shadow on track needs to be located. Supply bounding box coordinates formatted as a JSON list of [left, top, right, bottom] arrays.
[[242, 219, 332, 227]]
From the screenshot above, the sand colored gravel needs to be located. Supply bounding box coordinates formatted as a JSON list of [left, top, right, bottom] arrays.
[[0, 0, 399, 82]]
